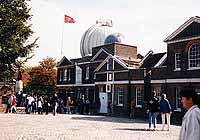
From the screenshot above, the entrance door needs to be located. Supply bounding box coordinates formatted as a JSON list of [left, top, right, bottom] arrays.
[[99, 92, 108, 113]]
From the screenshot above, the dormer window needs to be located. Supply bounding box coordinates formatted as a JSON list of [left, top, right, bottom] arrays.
[[188, 44, 200, 69], [85, 66, 89, 80]]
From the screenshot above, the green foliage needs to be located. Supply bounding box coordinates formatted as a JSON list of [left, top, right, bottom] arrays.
[[0, 0, 38, 83]]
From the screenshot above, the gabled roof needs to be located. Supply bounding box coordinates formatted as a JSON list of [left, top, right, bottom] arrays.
[[70, 56, 92, 64], [94, 54, 129, 72], [90, 48, 110, 61], [140, 52, 166, 68], [56, 56, 73, 67], [164, 16, 200, 43]]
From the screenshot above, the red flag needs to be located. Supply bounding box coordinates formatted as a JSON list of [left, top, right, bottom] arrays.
[[64, 15, 75, 23]]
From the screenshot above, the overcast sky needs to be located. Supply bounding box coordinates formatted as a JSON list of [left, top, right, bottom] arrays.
[[27, 0, 200, 66]]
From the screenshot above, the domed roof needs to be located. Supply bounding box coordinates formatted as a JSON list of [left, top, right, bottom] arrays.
[[80, 19, 115, 57], [104, 33, 124, 44]]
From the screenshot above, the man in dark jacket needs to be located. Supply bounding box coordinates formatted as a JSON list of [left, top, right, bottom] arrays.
[[147, 91, 159, 130]]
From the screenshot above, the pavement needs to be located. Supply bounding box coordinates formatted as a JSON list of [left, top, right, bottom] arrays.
[[0, 113, 181, 140]]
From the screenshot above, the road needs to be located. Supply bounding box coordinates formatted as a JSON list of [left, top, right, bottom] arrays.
[[0, 113, 180, 140]]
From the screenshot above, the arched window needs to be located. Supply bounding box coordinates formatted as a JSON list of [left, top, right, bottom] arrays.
[[189, 44, 200, 69]]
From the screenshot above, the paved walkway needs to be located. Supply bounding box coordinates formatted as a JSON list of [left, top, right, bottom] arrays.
[[0, 113, 180, 140]]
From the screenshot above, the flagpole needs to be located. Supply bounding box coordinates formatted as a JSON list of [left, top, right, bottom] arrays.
[[60, 22, 64, 57], [60, 15, 75, 58]]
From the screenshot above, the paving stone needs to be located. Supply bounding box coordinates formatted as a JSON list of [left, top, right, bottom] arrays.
[[0, 113, 180, 140]]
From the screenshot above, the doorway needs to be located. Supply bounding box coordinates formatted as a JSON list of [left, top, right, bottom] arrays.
[[99, 92, 108, 113]]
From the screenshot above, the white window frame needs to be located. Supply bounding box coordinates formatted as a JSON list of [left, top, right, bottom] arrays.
[[175, 53, 181, 71], [59, 70, 63, 81], [85, 66, 89, 80], [64, 69, 67, 81], [117, 87, 124, 106], [68, 69, 71, 81], [136, 87, 143, 108], [175, 87, 181, 112], [106, 84, 111, 93], [107, 58, 113, 71], [108, 73, 112, 81], [188, 44, 200, 70]]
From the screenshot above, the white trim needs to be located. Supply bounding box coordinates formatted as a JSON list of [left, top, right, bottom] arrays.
[[64, 69, 67, 81], [136, 87, 143, 107], [166, 78, 200, 83], [56, 84, 95, 87], [96, 78, 200, 85], [57, 65, 74, 69], [95, 69, 129, 74], [154, 53, 167, 67], [151, 80, 166, 84], [174, 68, 181, 71], [187, 67, 200, 70], [188, 43, 200, 69], [95, 81, 129, 85], [94, 56, 110, 72], [76, 61, 91, 65], [164, 17, 200, 42], [131, 80, 144, 84], [106, 84, 111, 92], [57, 78, 200, 87], [57, 56, 73, 67], [57, 56, 66, 67], [113, 56, 129, 68], [139, 50, 153, 65], [91, 48, 109, 61], [166, 36, 200, 44], [94, 55, 128, 72]]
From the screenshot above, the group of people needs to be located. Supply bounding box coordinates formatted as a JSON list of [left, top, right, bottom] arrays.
[[147, 91, 172, 131], [25, 93, 66, 116], [24, 93, 92, 116], [5, 91, 17, 113], [146, 88, 200, 140]]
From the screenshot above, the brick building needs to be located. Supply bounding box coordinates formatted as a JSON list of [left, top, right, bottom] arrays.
[[56, 17, 200, 119]]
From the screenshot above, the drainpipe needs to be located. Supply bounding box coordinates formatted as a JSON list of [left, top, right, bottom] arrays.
[[128, 69, 131, 117]]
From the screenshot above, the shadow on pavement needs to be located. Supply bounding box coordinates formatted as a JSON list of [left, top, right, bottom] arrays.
[[114, 128, 164, 131], [71, 115, 147, 124]]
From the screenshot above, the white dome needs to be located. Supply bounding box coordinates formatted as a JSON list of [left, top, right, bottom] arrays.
[[80, 19, 115, 57]]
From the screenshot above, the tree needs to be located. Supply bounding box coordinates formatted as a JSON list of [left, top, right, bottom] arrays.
[[26, 57, 57, 95], [0, 0, 38, 83]]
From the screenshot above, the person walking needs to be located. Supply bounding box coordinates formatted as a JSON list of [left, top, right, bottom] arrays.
[[11, 94, 17, 113], [37, 97, 43, 114], [179, 88, 200, 140], [51, 93, 58, 116], [130, 99, 136, 119], [5, 94, 11, 113], [147, 91, 159, 130], [66, 97, 72, 114], [160, 93, 172, 131]]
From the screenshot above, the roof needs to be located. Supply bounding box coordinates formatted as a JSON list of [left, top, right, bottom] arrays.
[[57, 56, 73, 67], [70, 56, 92, 64], [164, 16, 200, 43], [80, 19, 115, 57], [140, 52, 166, 68]]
